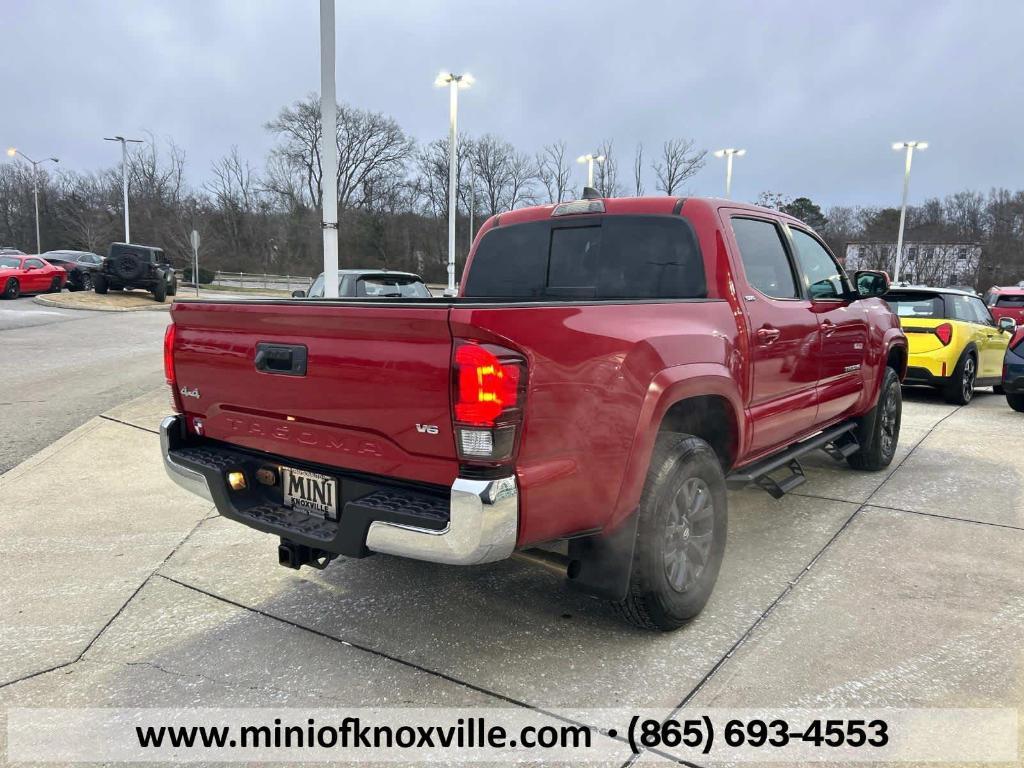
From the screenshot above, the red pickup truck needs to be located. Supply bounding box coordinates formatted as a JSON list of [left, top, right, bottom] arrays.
[[161, 195, 907, 630]]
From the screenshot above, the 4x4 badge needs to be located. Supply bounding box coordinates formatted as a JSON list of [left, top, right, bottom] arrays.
[[180, 386, 201, 399]]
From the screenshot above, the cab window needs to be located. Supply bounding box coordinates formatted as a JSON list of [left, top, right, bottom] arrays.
[[730, 218, 799, 299], [789, 228, 848, 300]]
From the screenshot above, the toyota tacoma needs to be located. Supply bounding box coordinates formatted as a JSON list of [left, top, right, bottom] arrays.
[[161, 195, 906, 630]]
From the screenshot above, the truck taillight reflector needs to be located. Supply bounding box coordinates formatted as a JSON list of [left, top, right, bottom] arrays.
[[164, 323, 182, 413], [934, 322, 953, 346], [453, 341, 526, 464]]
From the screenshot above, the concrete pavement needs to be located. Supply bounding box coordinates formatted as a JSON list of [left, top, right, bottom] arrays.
[[0, 387, 1022, 766]]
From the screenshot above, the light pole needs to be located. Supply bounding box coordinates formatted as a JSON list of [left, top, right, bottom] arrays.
[[468, 164, 475, 250], [435, 71, 473, 296], [103, 136, 143, 243], [891, 141, 927, 283], [712, 148, 745, 198], [6, 148, 59, 254], [576, 153, 605, 188], [319, 0, 339, 297]]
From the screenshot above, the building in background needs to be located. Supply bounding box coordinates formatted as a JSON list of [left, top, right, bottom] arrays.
[[844, 242, 982, 288]]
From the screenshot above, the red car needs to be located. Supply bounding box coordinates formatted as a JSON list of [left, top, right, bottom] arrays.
[[160, 195, 906, 630], [0, 254, 67, 299], [984, 286, 1024, 328]]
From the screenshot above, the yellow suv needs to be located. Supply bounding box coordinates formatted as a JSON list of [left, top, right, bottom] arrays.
[[885, 287, 1016, 404]]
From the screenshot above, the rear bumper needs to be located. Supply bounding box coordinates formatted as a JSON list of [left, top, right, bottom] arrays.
[[904, 364, 946, 386], [905, 354, 947, 382], [160, 415, 518, 565]]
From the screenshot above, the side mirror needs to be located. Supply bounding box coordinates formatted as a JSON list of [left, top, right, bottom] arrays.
[[998, 316, 1017, 333], [291, 290, 306, 298], [854, 269, 890, 299]]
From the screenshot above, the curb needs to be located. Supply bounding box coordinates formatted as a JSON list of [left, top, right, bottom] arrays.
[[33, 294, 171, 312]]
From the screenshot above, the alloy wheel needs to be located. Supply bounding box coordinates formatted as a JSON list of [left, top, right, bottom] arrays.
[[663, 477, 715, 593], [880, 381, 900, 457], [963, 357, 976, 403]]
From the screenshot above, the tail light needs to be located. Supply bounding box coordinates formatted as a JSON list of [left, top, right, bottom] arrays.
[[164, 323, 183, 414], [933, 322, 953, 346], [452, 341, 527, 464]]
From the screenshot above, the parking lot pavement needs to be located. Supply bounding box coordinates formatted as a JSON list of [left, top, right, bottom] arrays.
[[1, 387, 1022, 765]]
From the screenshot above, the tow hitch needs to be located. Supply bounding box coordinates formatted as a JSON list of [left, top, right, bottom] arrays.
[[278, 539, 336, 570]]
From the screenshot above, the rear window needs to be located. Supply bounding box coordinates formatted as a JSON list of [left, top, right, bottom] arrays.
[[357, 276, 431, 298], [464, 215, 705, 300], [996, 295, 1024, 307], [0, 256, 20, 268], [885, 292, 945, 318]]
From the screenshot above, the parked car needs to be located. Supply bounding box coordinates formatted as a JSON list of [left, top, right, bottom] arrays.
[[41, 250, 103, 291], [292, 270, 433, 299], [0, 254, 66, 299], [884, 286, 1015, 404], [160, 195, 906, 631], [983, 286, 1024, 328], [95, 242, 177, 302], [0, 247, 26, 255], [1001, 327, 1024, 412]]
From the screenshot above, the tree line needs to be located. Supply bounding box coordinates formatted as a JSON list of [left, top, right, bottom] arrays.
[[1, 93, 1022, 286]]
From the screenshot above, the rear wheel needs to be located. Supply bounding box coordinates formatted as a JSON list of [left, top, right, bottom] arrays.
[[93, 274, 108, 294], [615, 433, 727, 631], [848, 367, 902, 471], [80, 272, 93, 292], [943, 352, 976, 405], [1007, 393, 1024, 413], [49, 277, 61, 293], [166, 274, 177, 296], [152, 278, 167, 302], [2, 278, 19, 299]]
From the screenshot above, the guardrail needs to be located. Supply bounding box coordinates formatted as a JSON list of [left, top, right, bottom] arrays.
[[209, 271, 315, 292]]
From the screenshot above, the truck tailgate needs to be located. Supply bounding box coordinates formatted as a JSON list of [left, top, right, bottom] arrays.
[[170, 301, 458, 487]]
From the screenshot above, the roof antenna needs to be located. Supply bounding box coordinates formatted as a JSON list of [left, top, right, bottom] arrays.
[[581, 186, 601, 200]]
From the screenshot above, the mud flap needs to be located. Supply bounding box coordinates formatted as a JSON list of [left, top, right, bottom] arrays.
[[566, 510, 640, 602]]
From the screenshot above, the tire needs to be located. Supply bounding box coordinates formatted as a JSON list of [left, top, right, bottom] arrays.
[[112, 252, 145, 282], [152, 278, 167, 302], [615, 433, 728, 631], [80, 272, 93, 292], [943, 351, 977, 405], [848, 367, 902, 471], [992, 385, 1005, 395], [166, 274, 177, 296], [1007, 393, 1024, 413], [49, 277, 61, 293], [2, 278, 19, 299], [93, 274, 108, 294]]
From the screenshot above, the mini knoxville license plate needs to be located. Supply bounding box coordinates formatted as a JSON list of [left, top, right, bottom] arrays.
[[281, 467, 338, 520]]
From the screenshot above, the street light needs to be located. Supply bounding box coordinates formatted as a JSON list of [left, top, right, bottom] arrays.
[[435, 71, 473, 296], [576, 153, 605, 188], [6, 148, 59, 254], [891, 141, 928, 283], [712, 148, 746, 198], [104, 136, 143, 243]]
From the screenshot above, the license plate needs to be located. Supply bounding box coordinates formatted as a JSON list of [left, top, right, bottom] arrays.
[[281, 467, 338, 520]]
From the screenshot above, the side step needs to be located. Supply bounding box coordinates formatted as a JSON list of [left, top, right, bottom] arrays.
[[727, 422, 858, 499]]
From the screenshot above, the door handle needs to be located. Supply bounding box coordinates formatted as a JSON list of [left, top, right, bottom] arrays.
[[254, 343, 308, 376], [821, 319, 837, 336], [756, 326, 781, 345]]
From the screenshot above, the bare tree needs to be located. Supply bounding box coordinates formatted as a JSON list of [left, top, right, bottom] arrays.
[[653, 138, 706, 195], [593, 139, 621, 198], [470, 134, 516, 217], [633, 143, 644, 196], [265, 93, 413, 213], [537, 141, 572, 203]]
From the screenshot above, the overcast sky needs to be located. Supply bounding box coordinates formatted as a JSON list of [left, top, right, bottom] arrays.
[[6, 0, 1022, 208]]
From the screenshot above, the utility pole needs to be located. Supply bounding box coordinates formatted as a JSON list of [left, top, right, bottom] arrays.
[[104, 136, 143, 242]]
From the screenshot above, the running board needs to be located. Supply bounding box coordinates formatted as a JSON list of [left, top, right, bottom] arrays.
[[727, 422, 859, 499]]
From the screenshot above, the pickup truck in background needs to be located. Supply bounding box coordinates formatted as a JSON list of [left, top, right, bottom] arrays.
[[161, 195, 907, 630]]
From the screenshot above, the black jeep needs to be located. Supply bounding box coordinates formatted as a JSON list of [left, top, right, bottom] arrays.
[[94, 243, 178, 302]]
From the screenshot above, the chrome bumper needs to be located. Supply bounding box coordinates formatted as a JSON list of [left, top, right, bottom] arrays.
[[160, 415, 213, 501], [366, 476, 519, 565], [159, 415, 518, 566]]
